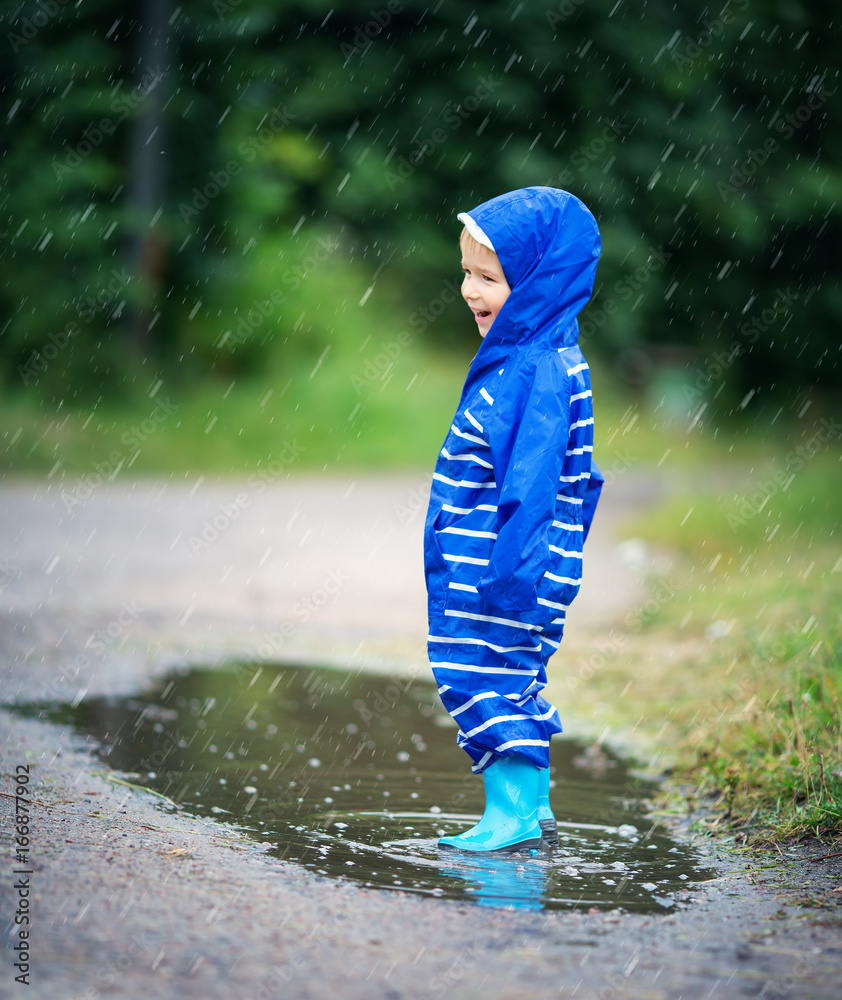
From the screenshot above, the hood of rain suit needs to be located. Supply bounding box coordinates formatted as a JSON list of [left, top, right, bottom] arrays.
[[461, 185, 601, 375], [424, 186, 603, 617]]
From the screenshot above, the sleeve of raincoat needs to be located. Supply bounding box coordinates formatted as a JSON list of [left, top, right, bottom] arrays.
[[582, 458, 603, 543], [477, 352, 571, 614]]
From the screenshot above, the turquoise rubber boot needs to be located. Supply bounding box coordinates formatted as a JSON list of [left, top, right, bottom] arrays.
[[537, 767, 558, 848], [438, 754, 543, 853]]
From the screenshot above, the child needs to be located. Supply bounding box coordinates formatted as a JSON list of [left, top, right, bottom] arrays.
[[424, 186, 603, 853]]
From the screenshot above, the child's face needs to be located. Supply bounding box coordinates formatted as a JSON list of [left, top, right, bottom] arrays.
[[460, 235, 511, 337]]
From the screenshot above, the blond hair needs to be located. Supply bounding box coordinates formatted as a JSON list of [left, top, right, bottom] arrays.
[[460, 226, 495, 257]]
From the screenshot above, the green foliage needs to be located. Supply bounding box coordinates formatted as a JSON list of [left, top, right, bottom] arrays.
[[1, 0, 840, 414]]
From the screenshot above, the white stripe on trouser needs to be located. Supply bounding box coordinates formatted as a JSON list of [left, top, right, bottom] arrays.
[[427, 612, 564, 773]]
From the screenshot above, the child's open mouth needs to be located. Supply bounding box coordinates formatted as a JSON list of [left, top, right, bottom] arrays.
[[475, 310, 491, 320]]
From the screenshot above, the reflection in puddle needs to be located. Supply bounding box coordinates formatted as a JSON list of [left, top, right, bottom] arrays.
[[17, 662, 714, 911]]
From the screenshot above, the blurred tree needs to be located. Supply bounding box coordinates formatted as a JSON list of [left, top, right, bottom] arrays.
[[124, 0, 172, 350], [0, 0, 839, 412]]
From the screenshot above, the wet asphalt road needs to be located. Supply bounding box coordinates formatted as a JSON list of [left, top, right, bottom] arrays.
[[1, 471, 841, 999]]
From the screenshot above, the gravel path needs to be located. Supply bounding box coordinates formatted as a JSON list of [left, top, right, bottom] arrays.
[[2, 471, 840, 999]]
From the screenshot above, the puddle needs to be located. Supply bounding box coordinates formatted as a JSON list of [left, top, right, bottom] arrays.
[[17, 662, 715, 912]]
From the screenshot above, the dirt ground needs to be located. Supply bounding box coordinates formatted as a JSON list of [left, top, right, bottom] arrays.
[[2, 471, 841, 999]]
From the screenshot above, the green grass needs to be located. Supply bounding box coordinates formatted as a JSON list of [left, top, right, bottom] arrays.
[[611, 446, 842, 844], [0, 348, 470, 478], [1, 346, 814, 481]]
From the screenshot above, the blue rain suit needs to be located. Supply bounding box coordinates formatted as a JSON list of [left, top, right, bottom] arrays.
[[424, 187, 603, 774]]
